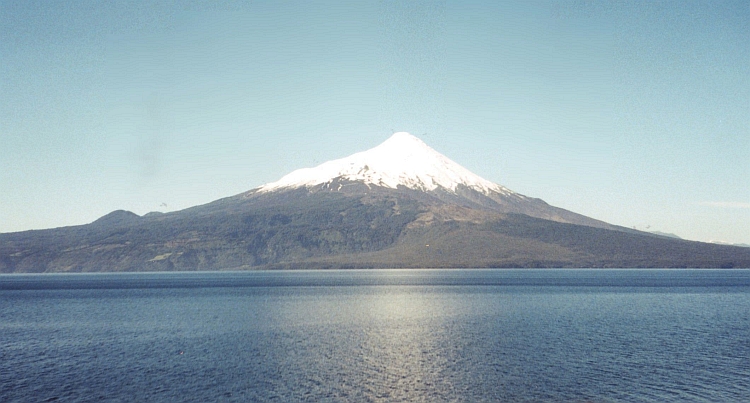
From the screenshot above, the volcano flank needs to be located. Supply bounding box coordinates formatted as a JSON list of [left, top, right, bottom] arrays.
[[2, 132, 749, 272]]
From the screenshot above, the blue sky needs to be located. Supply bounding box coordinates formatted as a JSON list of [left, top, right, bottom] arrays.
[[1, 0, 748, 244]]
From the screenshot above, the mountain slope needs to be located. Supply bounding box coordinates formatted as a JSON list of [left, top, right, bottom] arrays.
[[2, 132, 749, 272], [2, 186, 749, 272]]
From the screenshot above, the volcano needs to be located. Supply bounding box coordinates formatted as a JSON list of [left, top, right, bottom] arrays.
[[2, 132, 749, 272]]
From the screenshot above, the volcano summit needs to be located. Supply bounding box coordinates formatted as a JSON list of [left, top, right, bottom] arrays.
[[2, 132, 749, 272], [254, 132, 617, 231], [260, 132, 511, 195]]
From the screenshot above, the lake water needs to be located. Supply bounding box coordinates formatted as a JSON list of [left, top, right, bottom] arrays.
[[2, 269, 749, 402]]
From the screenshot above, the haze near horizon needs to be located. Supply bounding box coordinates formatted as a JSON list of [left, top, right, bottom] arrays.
[[1, 1, 748, 245]]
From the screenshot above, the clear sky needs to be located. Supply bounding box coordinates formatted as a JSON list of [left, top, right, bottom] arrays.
[[1, 0, 749, 245]]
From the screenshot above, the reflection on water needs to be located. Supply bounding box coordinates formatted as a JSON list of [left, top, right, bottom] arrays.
[[252, 287, 460, 401], [358, 288, 452, 401], [1, 270, 750, 402]]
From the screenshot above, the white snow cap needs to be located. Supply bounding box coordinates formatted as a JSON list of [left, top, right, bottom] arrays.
[[258, 132, 514, 195]]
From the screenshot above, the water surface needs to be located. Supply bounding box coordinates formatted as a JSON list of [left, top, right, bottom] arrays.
[[2, 269, 749, 402]]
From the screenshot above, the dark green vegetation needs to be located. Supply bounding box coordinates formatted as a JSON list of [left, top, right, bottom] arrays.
[[2, 187, 749, 272]]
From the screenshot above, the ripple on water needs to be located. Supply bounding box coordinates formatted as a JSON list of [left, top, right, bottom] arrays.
[[1, 271, 750, 402]]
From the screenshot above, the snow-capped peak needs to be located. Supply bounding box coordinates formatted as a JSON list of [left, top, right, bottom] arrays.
[[257, 132, 514, 196]]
